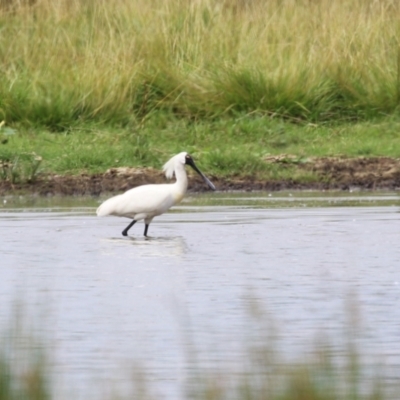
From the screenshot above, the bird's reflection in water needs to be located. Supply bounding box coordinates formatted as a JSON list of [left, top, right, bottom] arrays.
[[100, 235, 188, 258]]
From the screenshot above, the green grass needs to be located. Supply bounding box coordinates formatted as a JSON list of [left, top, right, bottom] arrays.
[[1, 0, 400, 128], [1, 113, 400, 182], [1, 0, 400, 182]]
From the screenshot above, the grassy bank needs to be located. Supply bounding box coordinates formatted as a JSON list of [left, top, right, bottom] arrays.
[[1, 0, 400, 127], [1, 0, 400, 185], [1, 115, 400, 184]]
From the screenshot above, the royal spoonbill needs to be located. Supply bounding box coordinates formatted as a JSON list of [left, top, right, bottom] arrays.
[[96, 152, 215, 237]]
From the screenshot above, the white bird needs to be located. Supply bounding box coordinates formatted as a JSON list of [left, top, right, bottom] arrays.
[[96, 152, 215, 237]]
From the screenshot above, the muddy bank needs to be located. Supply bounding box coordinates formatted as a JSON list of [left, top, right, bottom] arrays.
[[1, 156, 400, 196]]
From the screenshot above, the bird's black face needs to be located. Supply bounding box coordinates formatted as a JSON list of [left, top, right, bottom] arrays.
[[185, 154, 195, 167], [184, 153, 216, 191]]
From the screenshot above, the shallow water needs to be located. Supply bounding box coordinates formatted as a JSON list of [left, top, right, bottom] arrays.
[[1, 191, 400, 398]]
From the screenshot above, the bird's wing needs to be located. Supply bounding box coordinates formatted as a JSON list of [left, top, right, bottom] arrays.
[[97, 184, 176, 218]]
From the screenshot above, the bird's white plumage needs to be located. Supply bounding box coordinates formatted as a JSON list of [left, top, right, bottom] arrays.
[[162, 152, 186, 179], [96, 152, 202, 234], [96, 183, 179, 221]]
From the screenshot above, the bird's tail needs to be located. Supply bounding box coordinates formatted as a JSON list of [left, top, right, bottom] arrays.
[[96, 195, 121, 217]]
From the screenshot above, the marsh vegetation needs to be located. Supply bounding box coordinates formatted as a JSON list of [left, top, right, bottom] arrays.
[[1, 0, 400, 182], [1, 0, 400, 125]]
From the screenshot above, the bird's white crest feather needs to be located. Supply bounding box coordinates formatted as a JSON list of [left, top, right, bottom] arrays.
[[162, 152, 187, 179]]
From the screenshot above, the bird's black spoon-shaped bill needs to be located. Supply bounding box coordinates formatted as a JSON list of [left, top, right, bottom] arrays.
[[189, 161, 216, 191]]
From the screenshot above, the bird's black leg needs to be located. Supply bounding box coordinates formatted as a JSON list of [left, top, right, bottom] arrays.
[[122, 220, 137, 236], [144, 224, 149, 237]]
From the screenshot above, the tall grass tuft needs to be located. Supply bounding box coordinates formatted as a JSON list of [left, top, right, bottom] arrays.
[[0, 312, 50, 400], [1, 0, 400, 128]]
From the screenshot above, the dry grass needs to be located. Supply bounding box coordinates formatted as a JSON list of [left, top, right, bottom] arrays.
[[0, 0, 399, 127]]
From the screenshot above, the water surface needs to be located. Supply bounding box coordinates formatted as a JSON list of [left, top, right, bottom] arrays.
[[1, 192, 399, 398]]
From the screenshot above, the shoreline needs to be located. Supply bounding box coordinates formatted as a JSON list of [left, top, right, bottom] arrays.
[[1, 156, 400, 196]]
